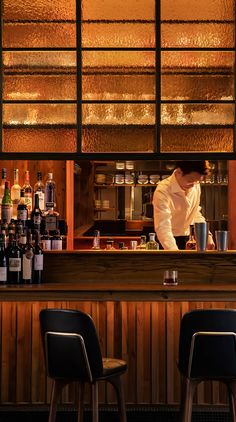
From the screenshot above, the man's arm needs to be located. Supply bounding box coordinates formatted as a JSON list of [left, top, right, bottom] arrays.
[[153, 189, 178, 250]]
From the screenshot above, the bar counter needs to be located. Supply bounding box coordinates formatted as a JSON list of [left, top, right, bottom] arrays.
[[1, 250, 236, 408]]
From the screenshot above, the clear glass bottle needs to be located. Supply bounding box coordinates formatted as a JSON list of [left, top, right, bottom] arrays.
[[92, 230, 101, 250], [22, 171, 33, 215], [185, 225, 197, 250], [138, 235, 147, 250], [0, 168, 7, 220], [146, 233, 159, 250], [11, 169, 21, 219], [1, 181, 12, 224], [34, 171, 45, 211]]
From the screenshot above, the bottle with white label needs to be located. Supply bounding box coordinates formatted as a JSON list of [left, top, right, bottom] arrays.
[[17, 189, 28, 226], [41, 230, 51, 250], [51, 229, 63, 250], [33, 231, 43, 283], [22, 171, 32, 215], [1, 181, 12, 224], [22, 231, 34, 284], [7, 238, 22, 284], [11, 169, 21, 219], [31, 193, 42, 233], [0, 234, 7, 285], [34, 171, 45, 211]]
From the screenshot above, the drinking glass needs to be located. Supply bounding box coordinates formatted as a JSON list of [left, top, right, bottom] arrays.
[[163, 270, 178, 285]]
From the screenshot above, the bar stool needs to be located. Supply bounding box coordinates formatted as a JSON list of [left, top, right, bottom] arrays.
[[40, 308, 127, 422], [178, 309, 236, 422]]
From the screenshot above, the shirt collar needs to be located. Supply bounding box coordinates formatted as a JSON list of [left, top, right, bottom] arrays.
[[169, 170, 185, 194]]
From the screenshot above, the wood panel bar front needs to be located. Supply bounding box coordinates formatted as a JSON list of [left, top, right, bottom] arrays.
[[0, 250, 236, 407]]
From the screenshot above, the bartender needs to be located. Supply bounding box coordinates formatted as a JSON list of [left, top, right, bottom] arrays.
[[152, 161, 215, 250]]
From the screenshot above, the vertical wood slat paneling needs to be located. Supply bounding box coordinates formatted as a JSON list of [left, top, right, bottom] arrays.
[[0, 300, 235, 406]]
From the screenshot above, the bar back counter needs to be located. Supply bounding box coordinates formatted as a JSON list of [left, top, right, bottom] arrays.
[[1, 250, 236, 409]]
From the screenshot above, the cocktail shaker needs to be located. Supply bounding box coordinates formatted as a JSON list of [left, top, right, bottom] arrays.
[[194, 222, 209, 251]]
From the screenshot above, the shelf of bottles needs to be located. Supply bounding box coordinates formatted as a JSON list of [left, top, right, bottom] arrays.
[[1, 0, 235, 155]]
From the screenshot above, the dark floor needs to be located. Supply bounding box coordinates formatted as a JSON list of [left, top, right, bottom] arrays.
[[0, 409, 232, 422]]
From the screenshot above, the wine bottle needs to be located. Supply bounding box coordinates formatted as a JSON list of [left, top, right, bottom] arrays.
[[22, 231, 34, 284], [1, 181, 12, 224], [22, 171, 32, 215], [33, 231, 43, 283], [17, 189, 28, 225], [45, 172, 56, 210], [31, 193, 42, 232], [7, 238, 22, 284], [0, 168, 7, 220], [11, 169, 21, 219], [34, 171, 45, 211], [0, 234, 7, 285]]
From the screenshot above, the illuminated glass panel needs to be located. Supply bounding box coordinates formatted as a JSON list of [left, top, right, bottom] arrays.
[[161, 51, 234, 71], [3, 23, 76, 49], [82, 0, 155, 20], [161, 128, 233, 153], [162, 23, 234, 49], [3, 75, 77, 101], [3, 104, 76, 126], [161, 0, 234, 20], [82, 51, 155, 71], [82, 127, 154, 153], [3, 0, 76, 21], [161, 104, 234, 125], [82, 23, 155, 49], [3, 52, 76, 73], [82, 104, 155, 125], [3, 129, 77, 152], [161, 75, 234, 101], [82, 75, 155, 101]]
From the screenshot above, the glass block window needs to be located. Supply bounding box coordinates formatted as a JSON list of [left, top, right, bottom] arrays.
[[0, 0, 235, 156]]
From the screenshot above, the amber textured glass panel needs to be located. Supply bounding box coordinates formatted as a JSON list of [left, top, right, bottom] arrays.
[[161, 75, 234, 101], [82, 127, 154, 153], [83, 75, 155, 101], [161, 128, 233, 153], [82, 23, 155, 48], [3, 0, 76, 21], [162, 24, 234, 49], [82, 51, 155, 71], [161, 0, 234, 20], [3, 23, 76, 48], [82, 104, 155, 125], [3, 75, 76, 101], [3, 129, 77, 152], [3, 104, 76, 126], [3, 52, 76, 73], [162, 52, 234, 71], [82, 0, 155, 20], [161, 104, 234, 125]]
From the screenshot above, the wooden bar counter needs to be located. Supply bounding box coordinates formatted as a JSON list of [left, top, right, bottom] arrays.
[[1, 250, 236, 407]]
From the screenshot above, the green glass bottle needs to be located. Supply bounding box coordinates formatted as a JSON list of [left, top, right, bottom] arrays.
[[1, 181, 12, 224]]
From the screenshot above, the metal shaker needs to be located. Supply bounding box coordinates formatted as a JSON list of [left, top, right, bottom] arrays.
[[194, 222, 209, 251]]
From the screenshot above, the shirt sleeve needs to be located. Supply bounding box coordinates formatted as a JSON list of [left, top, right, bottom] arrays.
[[193, 185, 206, 224], [153, 188, 179, 250]]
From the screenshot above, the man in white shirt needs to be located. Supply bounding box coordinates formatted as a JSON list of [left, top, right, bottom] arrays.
[[153, 161, 215, 250]]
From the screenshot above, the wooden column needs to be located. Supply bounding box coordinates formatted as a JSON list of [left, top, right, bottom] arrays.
[[228, 161, 236, 249]]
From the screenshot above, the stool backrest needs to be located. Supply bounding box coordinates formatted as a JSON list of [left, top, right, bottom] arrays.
[[178, 309, 236, 379], [40, 309, 104, 381]]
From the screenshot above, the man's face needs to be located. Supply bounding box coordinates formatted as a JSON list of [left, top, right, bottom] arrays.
[[175, 169, 203, 191]]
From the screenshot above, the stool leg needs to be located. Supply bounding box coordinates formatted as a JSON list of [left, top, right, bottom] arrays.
[[179, 377, 198, 422], [48, 380, 67, 422], [109, 375, 127, 422], [77, 382, 85, 422], [227, 381, 236, 422], [92, 382, 99, 422]]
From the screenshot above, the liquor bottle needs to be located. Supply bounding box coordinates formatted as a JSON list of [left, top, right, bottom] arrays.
[[34, 171, 45, 211], [17, 189, 28, 225], [0, 168, 7, 219], [15, 219, 24, 242], [91, 230, 100, 250], [0, 234, 7, 284], [33, 231, 43, 283], [45, 172, 56, 210], [31, 193, 42, 232], [137, 235, 147, 250], [7, 238, 22, 284], [51, 229, 63, 250], [146, 233, 159, 250], [22, 171, 33, 215], [22, 231, 34, 284], [1, 181, 12, 224], [185, 225, 197, 250], [41, 230, 51, 251], [8, 219, 16, 236], [11, 169, 21, 219]]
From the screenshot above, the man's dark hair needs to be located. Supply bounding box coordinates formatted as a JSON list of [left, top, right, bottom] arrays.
[[175, 160, 210, 176]]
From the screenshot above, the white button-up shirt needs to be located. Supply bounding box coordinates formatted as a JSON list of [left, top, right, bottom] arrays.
[[152, 171, 206, 250]]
